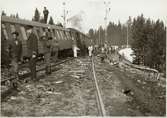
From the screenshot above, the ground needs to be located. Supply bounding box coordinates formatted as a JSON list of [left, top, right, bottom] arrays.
[[1, 55, 166, 116], [94, 56, 165, 116]]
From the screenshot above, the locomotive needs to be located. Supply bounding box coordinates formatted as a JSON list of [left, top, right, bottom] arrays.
[[1, 16, 91, 66]]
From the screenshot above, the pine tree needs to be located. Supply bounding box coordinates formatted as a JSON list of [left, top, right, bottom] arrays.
[[49, 16, 54, 25], [1, 10, 6, 16], [88, 29, 94, 38], [107, 22, 113, 45], [33, 8, 40, 21], [88, 28, 94, 45], [152, 20, 166, 70], [131, 14, 146, 65], [97, 26, 104, 46], [16, 13, 19, 18], [131, 15, 166, 73], [143, 18, 154, 67], [127, 16, 133, 45]]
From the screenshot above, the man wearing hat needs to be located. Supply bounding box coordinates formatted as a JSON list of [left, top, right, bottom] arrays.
[[8, 31, 22, 88], [43, 7, 49, 24], [41, 29, 52, 75], [27, 26, 38, 81]]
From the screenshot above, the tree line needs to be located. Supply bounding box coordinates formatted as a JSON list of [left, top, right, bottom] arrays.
[[88, 18, 132, 47], [131, 14, 166, 73], [1, 10, 19, 19], [88, 14, 166, 73]]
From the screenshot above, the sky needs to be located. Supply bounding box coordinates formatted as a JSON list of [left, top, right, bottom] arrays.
[[1, 0, 167, 33]]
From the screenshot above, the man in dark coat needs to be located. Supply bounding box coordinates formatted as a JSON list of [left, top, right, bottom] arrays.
[[46, 28, 52, 74], [1, 30, 10, 66], [43, 7, 49, 24], [52, 39, 59, 62], [27, 26, 38, 81], [41, 30, 52, 75], [8, 31, 22, 88], [9, 32, 22, 62]]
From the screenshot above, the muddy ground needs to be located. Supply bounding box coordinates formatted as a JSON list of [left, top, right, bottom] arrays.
[[94, 56, 165, 116], [1, 56, 166, 116]]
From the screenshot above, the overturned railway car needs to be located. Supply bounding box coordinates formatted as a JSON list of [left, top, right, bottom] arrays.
[[1, 16, 90, 66]]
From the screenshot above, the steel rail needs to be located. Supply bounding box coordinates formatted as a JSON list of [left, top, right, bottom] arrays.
[[91, 55, 106, 116]]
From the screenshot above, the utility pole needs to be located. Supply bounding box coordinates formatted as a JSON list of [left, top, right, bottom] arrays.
[[99, 27, 101, 46], [166, 26, 167, 44], [62, 2, 68, 28], [127, 16, 131, 48], [127, 24, 129, 48], [104, 1, 110, 46]]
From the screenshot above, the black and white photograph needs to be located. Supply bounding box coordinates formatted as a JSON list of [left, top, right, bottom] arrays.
[[0, 0, 166, 117]]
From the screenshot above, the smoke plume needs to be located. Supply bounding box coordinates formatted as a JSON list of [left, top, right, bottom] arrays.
[[68, 11, 85, 31]]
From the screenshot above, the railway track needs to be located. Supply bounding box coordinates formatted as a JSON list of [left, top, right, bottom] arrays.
[[1, 55, 106, 116], [90, 55, 106, 116], [1, 55, 165, 116]]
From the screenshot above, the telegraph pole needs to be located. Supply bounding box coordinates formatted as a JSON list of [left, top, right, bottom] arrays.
[[99, 28, 101, 46], [127, 24, 129, 48], [62, 2, 68, 28], [127, 16, 131, 48], [104, 1, 110, 45]]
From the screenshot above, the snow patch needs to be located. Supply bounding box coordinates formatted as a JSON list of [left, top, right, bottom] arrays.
[[118, 48, 135, 63]]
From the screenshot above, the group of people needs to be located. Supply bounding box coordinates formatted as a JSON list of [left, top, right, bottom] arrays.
[[72, 42, 115, 59], [95, 43, 117, 63], [72, 44, 93, 58], [7, 25, 95, 89], [7, 26, 59, 88], [7, 28, 116, 88], [85, 42, 115, 59]]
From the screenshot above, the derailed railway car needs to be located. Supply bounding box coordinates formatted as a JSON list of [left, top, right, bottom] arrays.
[[68, 28, 91, 56], [1, 16, 90, 66]]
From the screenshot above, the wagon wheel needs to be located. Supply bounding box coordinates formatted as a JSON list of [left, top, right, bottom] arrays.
[[10, 74, 21, 89], [4, 80, 11, 87], [10, 79, 19, 89]]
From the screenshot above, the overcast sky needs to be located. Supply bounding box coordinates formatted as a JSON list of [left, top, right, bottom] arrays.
[[1, 0, 167, 33]]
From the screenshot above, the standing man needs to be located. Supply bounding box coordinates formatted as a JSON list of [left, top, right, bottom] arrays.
[[46, 28, 53, 74], [82, 42, 87, 56], [72, 43, 80, 58], [52, 39, 59, 62], [27, 26, 38, 81], [88, 45, 93, 57], [43, 7, 49, 24], [41, 28, 52, 75], [8, 31, 22, 88], [101, 45, 106, 63]]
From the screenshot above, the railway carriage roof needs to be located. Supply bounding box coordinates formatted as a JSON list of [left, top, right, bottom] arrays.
[[1, 16, 68, 31], [1, 16, 90, 39]]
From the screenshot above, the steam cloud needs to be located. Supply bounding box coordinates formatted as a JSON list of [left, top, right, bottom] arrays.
[[68, 11, 85, 31]]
